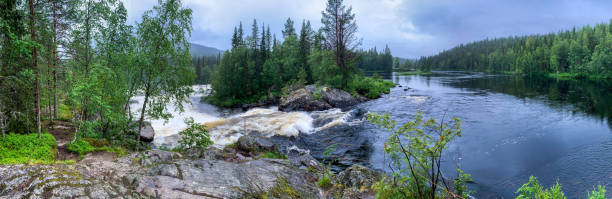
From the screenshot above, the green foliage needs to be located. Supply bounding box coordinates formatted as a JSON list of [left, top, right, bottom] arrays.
[[454, 168, 473, 198], [516, 176, 607, 199], [177, 117, 213, 151], [367, 112, 466, 199], [420, 20, 612, 79], [317, 173, 333, 190], [67, 139, 95, 156], [587, 185, 606, 199], [0, 133, 56, 164], [356, 45, 394, 72], [348, 76, 395, 99]]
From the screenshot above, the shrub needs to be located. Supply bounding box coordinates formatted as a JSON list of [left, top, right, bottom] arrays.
[[368, 112, 466, 198], [316, 173, 333, 190], [516, 176, 607, 199], [348, 76, 394, 99], [0, 133, 57, 164], [67, 139, 95, 156], [177, 117, 213, 151], [588, 185, 606, 199]]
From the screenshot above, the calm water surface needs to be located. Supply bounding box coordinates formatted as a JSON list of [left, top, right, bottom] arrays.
[[360, 71, 612, 198]]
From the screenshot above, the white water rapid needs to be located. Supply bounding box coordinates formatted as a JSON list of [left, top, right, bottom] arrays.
[[129, 85, 353, 148]]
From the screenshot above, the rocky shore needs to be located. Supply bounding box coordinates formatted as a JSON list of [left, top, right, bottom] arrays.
[[0, 135, 383, 199]]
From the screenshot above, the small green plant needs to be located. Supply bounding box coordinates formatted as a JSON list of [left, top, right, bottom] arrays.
[[516, 176, 566, 199], [587, 185, 606, 199], [316, 143, 337, 190], [516, 176, 607, 199], [177, 117, 213, 151], [317, 173, 333, 189], [67, 139, 95, 156]]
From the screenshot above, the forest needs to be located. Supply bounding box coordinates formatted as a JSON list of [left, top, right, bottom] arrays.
[[0, 0, 194, 151], [205, 12, 394, 107], [418, 20, 612, 79]]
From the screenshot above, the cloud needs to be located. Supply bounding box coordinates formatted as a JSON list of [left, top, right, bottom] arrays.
[[122, 0, 612, 58]]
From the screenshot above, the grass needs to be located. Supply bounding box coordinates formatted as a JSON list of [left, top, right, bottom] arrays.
[[396, 70, 433, 76], [0, 133, 57, 164], [68, 138, 129, 158]]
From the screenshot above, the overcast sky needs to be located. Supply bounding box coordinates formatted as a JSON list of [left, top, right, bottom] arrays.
[[122, 0, 612, 59]]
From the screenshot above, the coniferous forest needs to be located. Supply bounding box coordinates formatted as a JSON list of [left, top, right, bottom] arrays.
[[418, 21, 612, 79], [3, 0, 612, 198]]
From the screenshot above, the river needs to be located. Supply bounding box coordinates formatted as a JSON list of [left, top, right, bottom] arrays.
[[132, 71, 612, 198], [362, 71, 612, 198]]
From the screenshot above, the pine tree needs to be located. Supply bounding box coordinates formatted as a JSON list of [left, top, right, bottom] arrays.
[[321, 0, 359, 88], [282, 17, 295, 38]]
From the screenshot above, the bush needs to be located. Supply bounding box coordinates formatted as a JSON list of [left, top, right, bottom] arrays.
[[67, 139, 95, 156], [177, 117, 213, 151], [368, 112, 466, 198], [516, 176, 607, 199], [0, 133, 57, 164], [348, 76, 394, 99], [317, 173, 333, 190]]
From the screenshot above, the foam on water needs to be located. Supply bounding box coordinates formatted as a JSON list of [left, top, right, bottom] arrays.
[[205, 108, 314, 146], [130, 85, 353, 147]]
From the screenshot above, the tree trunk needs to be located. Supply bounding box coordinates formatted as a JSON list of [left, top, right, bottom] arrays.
[[137, 84, 150, 142], [47, 41, 53, 124], [0, 104, 5, 138], [82, 0, 91, 121], [52, 0, 58, 120], [29, 0, 41, 139]]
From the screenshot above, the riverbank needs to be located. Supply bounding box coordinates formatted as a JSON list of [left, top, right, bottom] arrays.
[[0, 134, 383, 198]]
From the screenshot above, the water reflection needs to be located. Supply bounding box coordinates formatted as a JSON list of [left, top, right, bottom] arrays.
[[445, 75, 612, 130], [362, 71, 612, 198]]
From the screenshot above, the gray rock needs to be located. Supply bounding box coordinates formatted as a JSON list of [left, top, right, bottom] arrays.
[[0, 150, 322, 199], [279, 88, 332, 112], [321, 87, 358, 108], [0, 164, 140, 199], [237, 135, 276, 152], [335, 164, 382, 189], [287, 146, 323, 171], [139, 122, 155, 142], [141, 149, 181, 165]]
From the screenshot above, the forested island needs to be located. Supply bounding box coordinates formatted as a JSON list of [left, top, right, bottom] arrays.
[[2, 0, 612, 198]]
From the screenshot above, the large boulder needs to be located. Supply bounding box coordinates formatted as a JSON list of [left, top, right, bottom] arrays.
[[279, 88, 332, 111], [236, 135, 276, 152], [320, 87, 358, 108], [139, 122, 155, 142]]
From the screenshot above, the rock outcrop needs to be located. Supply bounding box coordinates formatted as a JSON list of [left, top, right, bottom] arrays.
[[0, 149, 321, 199], [279, 88, 332, 111], [320, 87, 358, 108], [279, 85, 364, 112]]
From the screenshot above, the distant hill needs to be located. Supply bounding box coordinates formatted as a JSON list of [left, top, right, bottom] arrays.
[[190, 43, 223, 57]]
